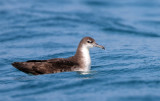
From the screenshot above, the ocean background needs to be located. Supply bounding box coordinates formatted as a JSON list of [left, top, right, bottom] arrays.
[[0, 0, 160, 101]]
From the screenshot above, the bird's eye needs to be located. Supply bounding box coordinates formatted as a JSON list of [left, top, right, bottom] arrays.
[[87, 41, 92, 43]]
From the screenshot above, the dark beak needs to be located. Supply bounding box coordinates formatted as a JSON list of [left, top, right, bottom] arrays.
[[94, 43, 105, 50]]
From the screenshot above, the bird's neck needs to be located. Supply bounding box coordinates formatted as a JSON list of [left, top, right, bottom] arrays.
[[75, 45, 91, 71]]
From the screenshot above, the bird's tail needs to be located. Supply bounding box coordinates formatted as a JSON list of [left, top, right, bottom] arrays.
[[12, 62, 36, 74], [12, 62, 20, 68]]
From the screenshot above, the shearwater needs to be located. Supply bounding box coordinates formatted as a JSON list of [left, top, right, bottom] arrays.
[[12, 37, 105, 75]]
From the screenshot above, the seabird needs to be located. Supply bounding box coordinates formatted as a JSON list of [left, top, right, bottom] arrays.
[[12, 37, 105, 75]]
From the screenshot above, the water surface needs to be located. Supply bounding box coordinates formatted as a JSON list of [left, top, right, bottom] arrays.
[[0, 0, 160, 101]]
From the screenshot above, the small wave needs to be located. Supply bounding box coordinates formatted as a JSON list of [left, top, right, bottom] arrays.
[[84, 1, 119, 7], [103, 27, 160, 38], [0, 31, 52, 43], [104, 79, 160, 87]]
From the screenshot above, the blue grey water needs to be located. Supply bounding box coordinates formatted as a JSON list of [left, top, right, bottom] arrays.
[[0, 0, 160, 101]]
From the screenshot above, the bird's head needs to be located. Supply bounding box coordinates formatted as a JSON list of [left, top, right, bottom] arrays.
[[80, 37, 105, 50]]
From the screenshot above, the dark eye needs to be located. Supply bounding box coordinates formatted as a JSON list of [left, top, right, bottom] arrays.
[[87, 41, 92, 43]]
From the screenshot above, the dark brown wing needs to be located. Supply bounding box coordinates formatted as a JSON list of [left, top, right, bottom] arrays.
[[12, 58, 79, 75], [26, 60, 47, 62], [47, 58, 79, 72]]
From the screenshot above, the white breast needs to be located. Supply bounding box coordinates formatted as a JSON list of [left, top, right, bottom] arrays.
[[80, 45, 91, 71]]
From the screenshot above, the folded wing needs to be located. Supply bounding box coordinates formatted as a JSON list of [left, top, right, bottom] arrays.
[[12, 58, 79, 75]]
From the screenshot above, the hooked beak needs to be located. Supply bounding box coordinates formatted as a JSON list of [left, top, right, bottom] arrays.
[[94, 43, 105, 50]]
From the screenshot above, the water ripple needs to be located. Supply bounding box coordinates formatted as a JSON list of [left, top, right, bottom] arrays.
[[1, 0, 160, 101]]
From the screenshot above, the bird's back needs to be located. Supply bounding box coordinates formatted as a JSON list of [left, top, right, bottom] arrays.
[[12, 58, 79, 75]]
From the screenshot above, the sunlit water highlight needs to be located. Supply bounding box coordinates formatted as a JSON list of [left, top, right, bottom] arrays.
[[0, 0, 160, 101]]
